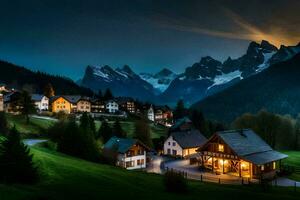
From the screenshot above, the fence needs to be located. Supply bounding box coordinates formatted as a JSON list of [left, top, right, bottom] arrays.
[[164, 166, 254, 185]]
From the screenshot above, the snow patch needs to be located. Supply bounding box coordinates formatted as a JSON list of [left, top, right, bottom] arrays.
[[207, 70, 242, 90], [256, 51, 276, 72]]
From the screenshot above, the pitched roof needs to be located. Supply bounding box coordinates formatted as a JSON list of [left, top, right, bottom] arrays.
[[31, 94, 47, 101], [104, 137, 150, 153], [170, 117, 192, 129], [213, 129, 288, 164], [217, 129, 272, 156], [171, 129, 207, 149], [243, 150, 288, 165], [50, 95, 89, 104]]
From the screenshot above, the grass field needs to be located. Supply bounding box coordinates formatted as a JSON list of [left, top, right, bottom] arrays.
[[0, 147, 298, 200], [6, 114, 55, 137], [282, 151, 300, 181], [6, 114, 167, 139]]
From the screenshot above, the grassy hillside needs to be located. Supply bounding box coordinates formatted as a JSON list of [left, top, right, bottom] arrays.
[[0, 147, 298, 200], [6, 114, 167, 139], [6, 114, 55, 137], [282, 151, 300, 181]]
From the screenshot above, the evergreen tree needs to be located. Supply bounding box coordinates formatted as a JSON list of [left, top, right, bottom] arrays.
[[79, 112, 90, 130], [134, 119, 152, 147], [98, 121, 113, 143], [19, 91, 36, 124], [174, 99, 187, 120], [190, 110, 206, 134], [103, 89, 113, 101], [98, 90, 103, 99], [0, 112, 9, 136], [0, 127, 38, 184], [113, 119, 126, 138], [57, 120, 99, 162], [79, 113, 96, 138], [44, 83, 55, 98]]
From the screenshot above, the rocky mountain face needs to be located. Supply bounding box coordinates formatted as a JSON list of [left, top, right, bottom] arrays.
[[139, 68, 178, 94], [80, 40, 300, 105], [191, 52, 300, 123], [160, 40, 300, 105], [81, 65, 156, 100]]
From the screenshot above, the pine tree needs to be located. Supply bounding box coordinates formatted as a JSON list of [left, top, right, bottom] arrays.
[[0, 127, 38, 184], [174, 99, 187, 120], [0, 112, 9, 136], [134, 119, 152, 147], [98, 90, 103, 99], [103, 89, 113, 101], [113, 119, 126, 138], [19, 91, 36, 124], [44, 83, 55, 98], [57, 120, 100, 162], [98, 121, 113, 142]]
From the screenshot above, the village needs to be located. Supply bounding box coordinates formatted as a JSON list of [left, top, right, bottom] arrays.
[[0, 83, 296, 188]]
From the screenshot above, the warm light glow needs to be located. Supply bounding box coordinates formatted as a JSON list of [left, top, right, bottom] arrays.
[[273, 162, 276, 170], [218, 144, 224, 152]]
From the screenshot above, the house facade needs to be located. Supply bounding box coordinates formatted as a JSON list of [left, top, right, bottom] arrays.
[[76, 98, 91, 113], [0, 94, 3, 111], [164, 130, 207, 157], [31, 94, 49, 111], [106, 100, 119, 113], [196, 129, 288, 179], [117, 97, 136, 113], [3, 92, 22, 113], [104, 137, 150, 170], [91, 99, 106, 113], [147, 105, 155, 121], [51, 96, 72, 114]]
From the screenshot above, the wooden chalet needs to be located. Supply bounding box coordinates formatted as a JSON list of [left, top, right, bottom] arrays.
[[196, 129, 288, 179]]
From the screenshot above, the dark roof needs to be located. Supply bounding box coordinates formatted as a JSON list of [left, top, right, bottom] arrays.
[[171, 129, 207, 149], [31, 94, 47, 101], [170, 117, 192, 131], [115, 97, 134, 104], [217, 129, 272, 156], [104, 137, 149, 153], [214, 129, 288, 164], [3, 92, 21, 103], [243, 150, 288, 165], [50, 95, 89, 104]]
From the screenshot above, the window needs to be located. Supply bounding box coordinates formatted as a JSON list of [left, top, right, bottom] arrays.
[[167, 149, 171, 154], [273, 162, 276, 170], [126, 161, 134, 168], [137, 159, 144, 166], [261, 165, 264, 171], [218, 144, 224, 152], [172, 142, 176, 146], [168, 142, 170, 145], [172, 150, 177, 156]]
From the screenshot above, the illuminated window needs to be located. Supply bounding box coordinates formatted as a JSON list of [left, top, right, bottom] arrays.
[[273, 162, 276, 169], [218, 144, 224, 152], [261, 165, 264, 171]]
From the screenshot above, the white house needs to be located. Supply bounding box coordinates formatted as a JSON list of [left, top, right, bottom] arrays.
[[106, 100, 119, 113], [31, 94, 49, 111], [147, 105, 154, 121], [164, 130, 207, 158], [103, 137, 150, 170], [0, 94, 3, 112]]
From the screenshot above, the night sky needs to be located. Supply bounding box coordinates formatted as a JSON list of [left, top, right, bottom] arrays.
[[1, 0, 299, 80]]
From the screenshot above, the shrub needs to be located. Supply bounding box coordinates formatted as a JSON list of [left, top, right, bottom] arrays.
[[163, 170, 187, 193]]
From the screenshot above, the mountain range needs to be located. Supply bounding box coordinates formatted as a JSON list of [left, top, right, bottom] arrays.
[[79, 40, 300, 105], [191, 52, 300, 123]]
